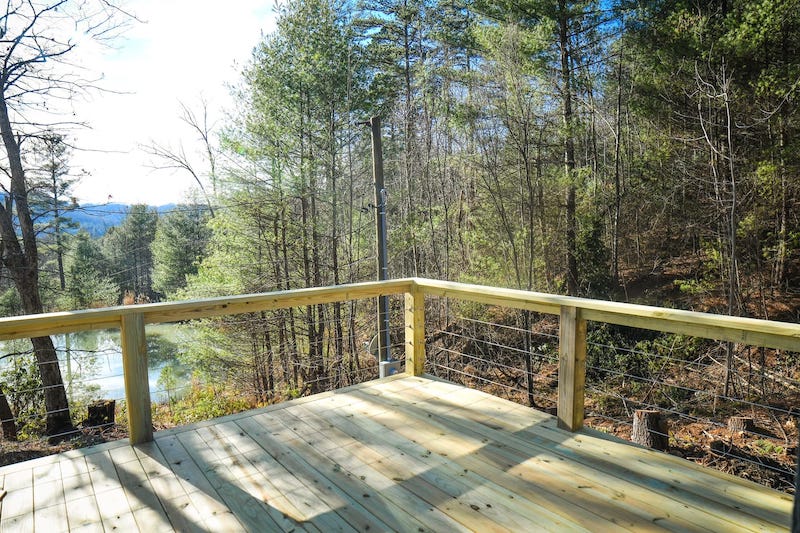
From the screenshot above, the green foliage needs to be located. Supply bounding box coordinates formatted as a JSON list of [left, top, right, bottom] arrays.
[[586, 325, 653, 383], [101, 205, 158, 301], [63, 231, 118, 309], [25, 132, 80, 307], [0, 338, 105, 438], [167, 319, 237, 381], [0, 349, 45, 438], [674, 278, 713, 296], [0, 288, 22, 316], [157, 365, 179, 405], [752, 439, 785, 456], [179, 198, 267, 298], [632, 334, 705, 364], [32, 0, 796, 449], [588, 328, 708, 417], [576, 214, 611, 298], [673, 240, 726, 297], [151, 205, 212, 298], [629, 0, 800, 294], [152, 377, 256, 426]]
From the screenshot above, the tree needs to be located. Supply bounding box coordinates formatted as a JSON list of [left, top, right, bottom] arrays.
[[27, 132, 79, 295], [63, 231, 117, 309], [236, 0, 371, 393], [102, 205, 158, 302], [144, 98, 219, 215], [358, 0, 433, 276], [626, 1, 800, 300], [0, 0, 128, 438], [177, 0, 381, 397], [623, 1, 800, 398], [472, 0, 609, 296], [469, 18, 553, 291], [151, 205, 212, 298]]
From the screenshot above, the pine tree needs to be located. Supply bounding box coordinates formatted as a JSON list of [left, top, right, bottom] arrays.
[[151, 205, 212, 298]]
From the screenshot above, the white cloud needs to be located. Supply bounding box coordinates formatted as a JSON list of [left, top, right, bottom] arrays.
[[70, 0, 276, 205]]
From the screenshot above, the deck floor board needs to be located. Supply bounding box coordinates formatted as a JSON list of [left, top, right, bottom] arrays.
[[0, 374, 791, 532], [359, 379, 770, 531]]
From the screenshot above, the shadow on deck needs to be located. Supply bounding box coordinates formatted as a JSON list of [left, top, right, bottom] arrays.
[[0, 374, 792, 532]]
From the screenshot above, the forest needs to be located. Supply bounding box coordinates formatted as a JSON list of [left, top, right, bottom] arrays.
[[0, 0, 798, 490]]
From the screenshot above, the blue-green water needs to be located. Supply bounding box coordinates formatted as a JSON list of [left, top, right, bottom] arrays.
[[0, 324, 193, 404]]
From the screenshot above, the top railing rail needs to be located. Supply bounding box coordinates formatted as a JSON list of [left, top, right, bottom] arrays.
[[415, 279, 800, 352], [0, 279, 414, 341], [1, 278, 797, 350], [1, 277, 799, 443]]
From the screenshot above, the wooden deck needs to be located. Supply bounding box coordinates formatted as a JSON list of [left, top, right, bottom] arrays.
[[0, 375, 792, 532]]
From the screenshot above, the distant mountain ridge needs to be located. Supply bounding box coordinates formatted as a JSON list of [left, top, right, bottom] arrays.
[[68, 203, 176, 237]]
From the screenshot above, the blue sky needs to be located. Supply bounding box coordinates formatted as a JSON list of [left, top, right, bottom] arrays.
[[68, 0, 277, 205]]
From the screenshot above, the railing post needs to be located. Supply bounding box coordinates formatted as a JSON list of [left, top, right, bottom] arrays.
[[404, 287, 426, 376], [557, 305, 586, 432], [120, 313, 153, 444]]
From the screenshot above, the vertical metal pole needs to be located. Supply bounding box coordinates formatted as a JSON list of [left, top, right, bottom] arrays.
[[369, 116, 392, 371]]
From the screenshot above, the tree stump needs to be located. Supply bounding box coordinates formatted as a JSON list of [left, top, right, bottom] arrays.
[[632, 409, 668, 451], [87, 400, 115, 429], [728, 416, 754, 434]]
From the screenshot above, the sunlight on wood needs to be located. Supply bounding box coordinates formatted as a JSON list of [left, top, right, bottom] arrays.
[[0, 375, 790, 532]]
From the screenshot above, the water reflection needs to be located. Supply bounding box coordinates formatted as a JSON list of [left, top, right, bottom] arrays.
[[0, 324, 192, 404]]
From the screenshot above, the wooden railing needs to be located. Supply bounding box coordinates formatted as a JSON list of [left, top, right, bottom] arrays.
[[416, 279, 800, 432], [0, 278, 798, 444]]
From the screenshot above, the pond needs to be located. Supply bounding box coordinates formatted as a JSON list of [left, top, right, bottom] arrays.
[[0, 324, 194, 404]]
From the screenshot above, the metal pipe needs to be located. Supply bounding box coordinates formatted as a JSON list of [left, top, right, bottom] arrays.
[[368, 117, 392, 370]]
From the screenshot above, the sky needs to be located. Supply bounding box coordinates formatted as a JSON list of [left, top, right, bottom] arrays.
[[67, 0, 277, 205]]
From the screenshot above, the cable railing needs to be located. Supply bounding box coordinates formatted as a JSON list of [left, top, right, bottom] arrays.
[[427, 310, 560, 411], [579, 327, 800, 491], [417, 279, 800, 493], [0, 339, 126, 442], [0, 278, 798, 493], [0, 281, 407, 446]]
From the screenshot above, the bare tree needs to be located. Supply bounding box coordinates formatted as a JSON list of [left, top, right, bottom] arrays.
[[142, 97, 218, 215], [692, 58, 741, 396], [0, 0, 129, 438]]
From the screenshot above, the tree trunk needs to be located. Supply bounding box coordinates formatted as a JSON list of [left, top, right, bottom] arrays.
[[52, 161, 66, 290], [402, 0, 419, 277], [276, 182, 299, 390], [612, 41, 624, 286], [31, 336, 75, 437], [559, 2, 579, 296], [264, 320, 275, 401], [722, 61, 739, 397], [0, 89, 74, 438], [632, 409, 668, 451], [775, 25, 789, 291], [0, 385, 17, 440], [329, 106, 345, 389], [271, 216, 291, 389]]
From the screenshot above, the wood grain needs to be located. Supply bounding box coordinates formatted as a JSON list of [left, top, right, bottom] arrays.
[[404, 287, 426, 375], [120, 313, 153, 444], [0, 277, 795, 353], [558, 305, 587, 431], [415, 278, 800, 351], [0, 375, 790, 532]]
